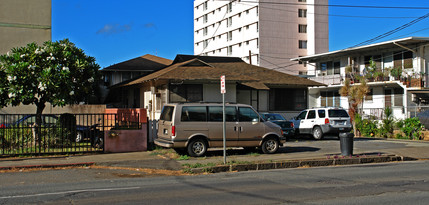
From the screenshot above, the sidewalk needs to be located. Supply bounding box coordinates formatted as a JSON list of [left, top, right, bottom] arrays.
[[1, 138, 428, 172]]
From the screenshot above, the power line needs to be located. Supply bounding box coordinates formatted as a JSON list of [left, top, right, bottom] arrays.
[[351, 12, 429, 47], [219, 0, 429, 10], [255, 4, 422, 19]]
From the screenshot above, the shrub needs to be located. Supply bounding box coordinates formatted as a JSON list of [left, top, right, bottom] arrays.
[[400, 117, 423, 140], [380, 107, 394, 138], [355, 114, 378, 137]]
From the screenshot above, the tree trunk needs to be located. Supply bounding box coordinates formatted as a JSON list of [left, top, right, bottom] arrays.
[[34, 103, 46, 148]]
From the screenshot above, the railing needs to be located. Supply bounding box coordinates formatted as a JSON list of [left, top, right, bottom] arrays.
[[0, 113, 140, 156]]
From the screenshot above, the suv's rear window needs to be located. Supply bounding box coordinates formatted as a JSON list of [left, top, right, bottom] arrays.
[[328, 109, 349, 117], [160, 106, 175, 121]]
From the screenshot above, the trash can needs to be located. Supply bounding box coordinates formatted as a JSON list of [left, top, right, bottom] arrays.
[[339, 132, 354, 156]]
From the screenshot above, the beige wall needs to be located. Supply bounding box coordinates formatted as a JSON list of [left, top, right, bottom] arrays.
[[259, 0, 329, 75], [0, 0, 51, 54]]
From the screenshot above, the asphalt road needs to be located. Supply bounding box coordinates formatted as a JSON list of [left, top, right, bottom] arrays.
[[1, 160, 428, 204]]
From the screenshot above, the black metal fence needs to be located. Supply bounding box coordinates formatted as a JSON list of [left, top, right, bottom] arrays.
[[0, 113, 140, 156]]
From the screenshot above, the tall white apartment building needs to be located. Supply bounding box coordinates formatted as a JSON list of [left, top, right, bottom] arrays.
[[194, 0, 329, 75]]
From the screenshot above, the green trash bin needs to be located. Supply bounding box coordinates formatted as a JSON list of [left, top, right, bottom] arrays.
[[339, 132, 354, 156]]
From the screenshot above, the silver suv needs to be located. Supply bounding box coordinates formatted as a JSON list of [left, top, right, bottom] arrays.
[[292, 107, 352, 140]]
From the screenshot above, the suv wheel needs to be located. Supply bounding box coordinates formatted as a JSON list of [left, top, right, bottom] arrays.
[[261, 137, 279, 154], [313, 127, 323, 140], [187, 138, 207, 157]]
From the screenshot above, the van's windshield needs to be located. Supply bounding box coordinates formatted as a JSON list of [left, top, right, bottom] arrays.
[[160, 106, 175, 121]]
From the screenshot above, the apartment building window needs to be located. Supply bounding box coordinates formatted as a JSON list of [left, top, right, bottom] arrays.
[[227, 17, 232, 27], [203, 27, 208, 36], [203, 40, 208, 49], [203, 1, 208, 11], [298, 0, 306, 2], [227, 31, 232, 41], [256, 22, 259, 32], [228, 46, 233, 55], [298, 24, 307, 33], [298, 9, 307, 18], [227, 2, 232, 13], [299, 40, 307, 49], [203, 14, 208, 23]]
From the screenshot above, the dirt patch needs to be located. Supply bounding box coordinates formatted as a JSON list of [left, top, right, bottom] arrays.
[[88, 165, 192, 177]]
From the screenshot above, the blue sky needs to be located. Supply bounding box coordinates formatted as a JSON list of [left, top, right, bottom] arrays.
[[52, 0, 429, 68]]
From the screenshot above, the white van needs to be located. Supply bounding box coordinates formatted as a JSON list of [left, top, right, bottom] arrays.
[[155, 103, 285, 157]]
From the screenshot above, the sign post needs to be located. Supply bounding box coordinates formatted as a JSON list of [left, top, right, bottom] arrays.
[[221, 75, 226, 164]]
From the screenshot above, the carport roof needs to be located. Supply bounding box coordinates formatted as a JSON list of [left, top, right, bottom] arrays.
[[292, 37, 429, 62]]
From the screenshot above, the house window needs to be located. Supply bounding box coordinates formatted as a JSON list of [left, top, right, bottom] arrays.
[[394, 51, 413, 69], [321, 91, 340, 107], [366, 88, 373, 101], [298, 24, 307, 33], [319, 61, 340, 75], [298, 9, 307, 18], [269, 88, 307, 111], [122, 72, 131, 81], [334, 62, 341, 74], [299, 40, 307, 49], [169, 84, 203, 103]]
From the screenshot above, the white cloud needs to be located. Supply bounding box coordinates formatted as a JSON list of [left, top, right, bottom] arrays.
[[96, 23, 132, 35]]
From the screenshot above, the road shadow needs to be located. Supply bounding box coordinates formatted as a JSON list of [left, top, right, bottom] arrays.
[[278, 146, 320, 154]]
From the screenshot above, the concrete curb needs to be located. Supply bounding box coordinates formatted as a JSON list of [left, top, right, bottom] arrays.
[[190, 155, 417, 174], [0, 162, 95, 170]]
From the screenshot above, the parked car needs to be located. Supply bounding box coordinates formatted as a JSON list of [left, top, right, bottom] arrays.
[[417, 110, 429, 129], [291, 107, 352, 140], [260, 113, 295, 138], [0, 114, 102, 145], [156, 103, 285, 157]]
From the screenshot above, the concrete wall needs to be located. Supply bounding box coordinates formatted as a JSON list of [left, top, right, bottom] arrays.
[[0, 104, 106, 115], [0, 0, 51, 54], [104, 124, 147, 153]]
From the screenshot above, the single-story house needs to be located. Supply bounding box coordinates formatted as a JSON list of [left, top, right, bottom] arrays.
[[113, 54, 324, 120], [292, 36, 429, 120]]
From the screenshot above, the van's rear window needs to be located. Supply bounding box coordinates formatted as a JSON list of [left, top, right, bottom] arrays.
[[160, 106, 175, 121], [328, 109, 349, 117], [181, 106, 207, 121]]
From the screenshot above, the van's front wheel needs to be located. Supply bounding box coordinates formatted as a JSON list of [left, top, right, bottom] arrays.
[[187, 138, 207, 157], [261, 137, 279, 154]]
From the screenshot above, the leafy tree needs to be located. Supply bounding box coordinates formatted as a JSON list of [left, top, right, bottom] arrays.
[[0, 39, 100, 142], [340, 65, 369, 136]]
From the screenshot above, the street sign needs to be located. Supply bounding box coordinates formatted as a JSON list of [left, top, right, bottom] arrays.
[[220, 75, 226, 94]]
